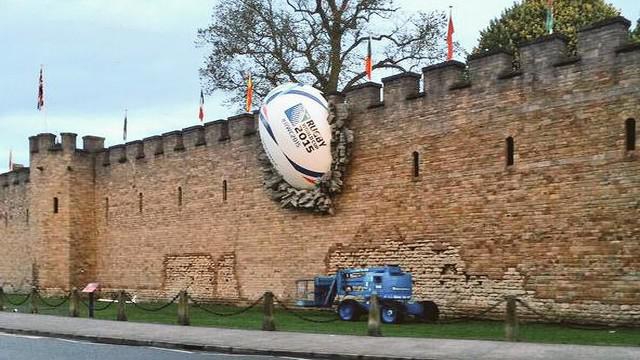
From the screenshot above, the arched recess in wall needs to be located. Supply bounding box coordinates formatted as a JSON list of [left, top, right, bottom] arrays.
[[505, 137, 515, 167], [222, 180, 227, 202], [626, 118, 636, 151], [412, 151, 420, 178], [138, 193, 143, 213], [178, 186, 183, 207], [53, 197, 59, 214], [105, 197, 109, 222]]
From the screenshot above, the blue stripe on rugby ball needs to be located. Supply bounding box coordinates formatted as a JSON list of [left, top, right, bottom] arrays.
[[264, 91, 282, 105], [286, 90, 328, 111], [284, 153, 325, 178], [259, 111, 278, 145]]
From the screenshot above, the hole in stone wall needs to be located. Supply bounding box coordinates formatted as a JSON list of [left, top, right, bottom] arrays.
[[505, 136, 514, 166], [626, 118, 636, 151], [178, 187, 183, 207], [105, 197, 109, 222], [412, 151, 420, 178], [53, 197, 59, 214], [26, 209, 29, 224], [138, 193, 143, 213], [441, 264, 457, 275]]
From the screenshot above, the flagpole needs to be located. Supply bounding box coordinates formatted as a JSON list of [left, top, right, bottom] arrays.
[[447, 6, 454, 61]]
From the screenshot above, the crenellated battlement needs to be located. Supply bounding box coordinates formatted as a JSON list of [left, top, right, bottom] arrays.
[[87, 113, 259, 169], [0, 167, 30, 189], [343, 16, 638, 107]]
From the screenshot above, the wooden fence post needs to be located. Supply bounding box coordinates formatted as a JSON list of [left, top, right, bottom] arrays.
[[177, 290, 190, 326], [505, 296, 518, 341], [262, 291, 276, 331], [30, 288, 39, 314], [117, 290, 127, 321], [69, 288, 79, 317], [368, 294, 382, 337], [0, 288, 4, 311]]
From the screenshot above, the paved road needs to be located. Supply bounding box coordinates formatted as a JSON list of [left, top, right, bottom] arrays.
[[0, 332, 306, 360]]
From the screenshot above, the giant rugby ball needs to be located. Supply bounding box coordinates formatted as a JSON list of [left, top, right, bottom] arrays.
[[259, 83, 332, 189]]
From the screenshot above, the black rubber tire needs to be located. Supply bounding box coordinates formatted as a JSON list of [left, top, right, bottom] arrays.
[[337, 300, 361, 321], [418, 301, 440, 323], [380, 303, 404, 324]]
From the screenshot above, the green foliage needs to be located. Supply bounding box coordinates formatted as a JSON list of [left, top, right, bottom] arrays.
[[632, 17, 640, 42], [474, 0, 620, 55]]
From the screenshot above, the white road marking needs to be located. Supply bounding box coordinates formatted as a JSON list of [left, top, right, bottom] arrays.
[[53, 338, 81, 344], [148, 346, 194, 354], [0, 332, 43, 340]]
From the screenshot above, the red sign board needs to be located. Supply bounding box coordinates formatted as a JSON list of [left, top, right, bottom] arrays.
[[82, 282, 100, 293]]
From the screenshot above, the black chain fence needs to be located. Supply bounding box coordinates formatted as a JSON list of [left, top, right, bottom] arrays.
[[273, 295, 341, 323], [0, 288, 629, 331], [81, 295, 118, 312], [37, 293, 71, 308], [188, 294, 264, 317], [2, 292, 31, 306], [515, 298, 614, 330], [437, 298, 508, 324], [125, 292, 180, 312]]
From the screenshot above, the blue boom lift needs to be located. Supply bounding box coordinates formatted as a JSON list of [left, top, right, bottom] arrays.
[[295, 265, 438, 323]]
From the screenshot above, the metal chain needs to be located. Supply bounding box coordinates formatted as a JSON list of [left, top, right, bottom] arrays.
[[189, 294, 264, 317], [126, 292, 180, 312], [3, 293, 32, 306], [37, 293, 71, 308], [80, 296, 117, 311], [273, 295, 341, 323], [438, 298, 507, 324], [515, 298, 613, 330]]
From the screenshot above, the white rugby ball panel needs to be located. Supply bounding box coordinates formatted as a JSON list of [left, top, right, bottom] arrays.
[[258, 83, 332, 190]]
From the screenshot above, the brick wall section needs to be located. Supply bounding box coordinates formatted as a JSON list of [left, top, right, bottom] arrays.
[[164, 254, 215, 299], [0, 169, 33, 291], [0, 18, 638, 324]]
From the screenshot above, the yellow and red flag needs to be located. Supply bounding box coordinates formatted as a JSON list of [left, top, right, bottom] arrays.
[[246, 73, 253, 112], [365, 36, 373, 80], [447, 7, 454, 61], [198, 90, 205, 122]]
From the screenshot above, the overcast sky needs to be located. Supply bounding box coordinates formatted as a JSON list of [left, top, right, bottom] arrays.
[[1, 0, 638, 170]]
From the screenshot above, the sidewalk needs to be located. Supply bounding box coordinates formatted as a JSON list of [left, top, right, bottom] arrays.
[[0, 312, 638, 360]]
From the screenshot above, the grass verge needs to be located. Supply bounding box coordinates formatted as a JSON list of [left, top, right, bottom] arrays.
[[2, 294, 638, 346]]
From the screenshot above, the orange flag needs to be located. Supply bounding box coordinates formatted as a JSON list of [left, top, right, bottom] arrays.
[[447, 7, 454, 61], [246, 73, 253, 112], [365, 36, 373, 80], [198, 90, 205, 122]]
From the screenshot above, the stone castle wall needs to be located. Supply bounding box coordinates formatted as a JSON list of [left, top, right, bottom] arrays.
[[0, 17, 638, 324]]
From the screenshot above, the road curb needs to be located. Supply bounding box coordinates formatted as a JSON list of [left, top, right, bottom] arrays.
[[0, 326, 430, 360]]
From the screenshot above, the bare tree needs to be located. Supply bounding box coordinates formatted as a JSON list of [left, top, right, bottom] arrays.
[[197, 0, 449, 106]]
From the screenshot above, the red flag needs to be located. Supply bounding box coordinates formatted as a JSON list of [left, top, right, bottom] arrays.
[[198, 90, 205, 122], [246, 74, 253, 112], [365, 36, 373, 80], [123, 109, 128, 141], [37, 66, 45, 111], [447, 7, 454, 61]]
